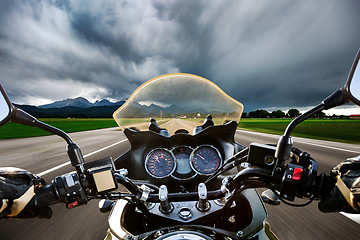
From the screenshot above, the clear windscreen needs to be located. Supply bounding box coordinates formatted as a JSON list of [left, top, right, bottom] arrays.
[[113, 74, 243, 135]]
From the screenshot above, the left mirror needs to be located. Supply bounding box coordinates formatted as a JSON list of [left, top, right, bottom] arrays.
[[345, 49, 360, 106], [0, 84, 14, 126]]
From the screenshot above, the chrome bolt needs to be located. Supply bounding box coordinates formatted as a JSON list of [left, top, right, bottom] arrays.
[[237, 231, 243, 237]]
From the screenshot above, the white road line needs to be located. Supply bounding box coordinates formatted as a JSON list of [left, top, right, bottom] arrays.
[[37, 162, 71, 177], [341, 212, 360, 224], [37, 139, 128, 176], [236, 129, 360, 154], [294, 140, 360, 154]]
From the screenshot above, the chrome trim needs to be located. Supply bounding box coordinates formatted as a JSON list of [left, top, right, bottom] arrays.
[[170, 172, 198, 181], [144, 148, 176, 179], [140, 184, 151, 202], [170, 146, 197, 180], [264, 155, 275, 166], [189, 145, 223, 176], [108, 199, 131, 240]]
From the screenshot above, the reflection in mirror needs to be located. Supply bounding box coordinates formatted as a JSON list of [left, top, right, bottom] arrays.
[[0, 91, 10, 124], [349, 58, 360, 102]]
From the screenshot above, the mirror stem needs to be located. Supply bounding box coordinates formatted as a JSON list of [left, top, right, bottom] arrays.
[[284, 104, 325, 137], [275, 103, 325, 167], [275, 88, 345, 165]]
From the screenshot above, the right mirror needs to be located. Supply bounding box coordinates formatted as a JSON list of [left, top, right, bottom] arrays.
[[0, 85, 13, 127], [345, 49, 360, 106]]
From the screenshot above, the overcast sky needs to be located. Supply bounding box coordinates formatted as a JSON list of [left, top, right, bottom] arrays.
[[0, 0, 360, 113]]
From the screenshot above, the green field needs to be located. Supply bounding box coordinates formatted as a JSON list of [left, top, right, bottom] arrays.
[[238, 119, 360, 144], [0, 118, 359, 144], [0, 118, 119, 139]]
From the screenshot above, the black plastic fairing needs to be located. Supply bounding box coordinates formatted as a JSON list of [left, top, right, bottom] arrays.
[[114, 121, 244, 191]]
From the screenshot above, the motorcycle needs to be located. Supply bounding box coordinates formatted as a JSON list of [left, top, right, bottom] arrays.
[[0, 49, 359, 240]]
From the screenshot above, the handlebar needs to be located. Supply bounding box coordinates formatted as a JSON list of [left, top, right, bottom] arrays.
[[35, 184, 59, 206], [35, 147, 328, 212], [37, 167, 321, 207], [145, 190, 225, 202]]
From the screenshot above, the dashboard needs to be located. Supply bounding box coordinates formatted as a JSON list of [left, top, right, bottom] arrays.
[[144, 145, 222, 180], [114, 121, 244, 191]]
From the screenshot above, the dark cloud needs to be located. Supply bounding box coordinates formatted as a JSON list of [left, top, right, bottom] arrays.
[[0, 0, 359, 111]]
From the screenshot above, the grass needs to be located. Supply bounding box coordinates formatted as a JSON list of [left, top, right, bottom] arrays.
[[0, 118, 171, 139], [0, 118, 119, 139], [238, 119, 360, 144], [0, 117, 359, 145]]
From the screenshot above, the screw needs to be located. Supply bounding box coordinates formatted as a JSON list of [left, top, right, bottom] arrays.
[[237, 231, 243, 237]]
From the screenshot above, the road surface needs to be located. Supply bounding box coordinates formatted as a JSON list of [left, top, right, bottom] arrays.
[[0, 120, 359, 239]]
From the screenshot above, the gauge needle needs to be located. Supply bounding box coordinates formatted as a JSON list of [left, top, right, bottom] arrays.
[[197, 154, 208, 164], [154, 155, 160, 163], [197, 154, 205, 160]]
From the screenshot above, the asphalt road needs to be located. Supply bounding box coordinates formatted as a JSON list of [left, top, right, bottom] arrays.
[[0, 124, 360, 239]]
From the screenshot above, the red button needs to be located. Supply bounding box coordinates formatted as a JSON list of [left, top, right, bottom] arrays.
[[67, 201, 79, 209], [292, 168, 303, 180]]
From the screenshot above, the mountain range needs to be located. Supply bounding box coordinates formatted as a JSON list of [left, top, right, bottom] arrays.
[[120, 102, 209, 118], [38, 97, 124, 109], [13, 97, 125, 118], [14, 97, 221, 118]]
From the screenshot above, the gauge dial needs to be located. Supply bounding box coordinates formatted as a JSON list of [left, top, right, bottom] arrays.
[[190, 146, 221, 175], [145, 149, 176, 178], [172, 146, 196, 180]]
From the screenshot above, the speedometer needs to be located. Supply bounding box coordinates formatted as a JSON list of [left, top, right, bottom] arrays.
[[190, 145, 221, 175], [145, 149, 176, 178]]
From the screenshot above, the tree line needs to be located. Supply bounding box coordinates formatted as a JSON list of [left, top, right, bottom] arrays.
[[242, 109, 327, 118]]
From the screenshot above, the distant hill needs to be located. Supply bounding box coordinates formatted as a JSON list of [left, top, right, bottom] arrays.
[[118, 102, 209, 118], [38, 97, 124, 109], [14, 97, 218, 118], [93, 99, 113, 107], [39, 97, 93, 109], [14, 102, 125, 118]]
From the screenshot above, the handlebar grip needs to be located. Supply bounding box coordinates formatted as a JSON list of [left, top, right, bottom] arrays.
[[11, 185, 59, 219], [35, 184, 60, 206]]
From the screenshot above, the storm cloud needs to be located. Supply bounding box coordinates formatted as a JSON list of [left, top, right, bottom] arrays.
[[0, 0, 359, 111]]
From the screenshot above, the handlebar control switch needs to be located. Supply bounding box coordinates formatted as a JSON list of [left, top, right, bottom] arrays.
[[53, 172, 87, 208], [280, 164, 303, 201], [159, 185, 173, 213], [196, 183, 210, 212]]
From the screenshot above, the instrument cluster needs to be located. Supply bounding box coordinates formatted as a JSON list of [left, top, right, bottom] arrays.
[[144, 145, 222, 180]]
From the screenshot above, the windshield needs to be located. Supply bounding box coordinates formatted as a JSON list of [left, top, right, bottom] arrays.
[[113, 73, 243, 135]]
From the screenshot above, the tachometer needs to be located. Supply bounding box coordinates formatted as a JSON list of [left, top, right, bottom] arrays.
[[190, 145, 221, 175], [145, 149, 176, 178]]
